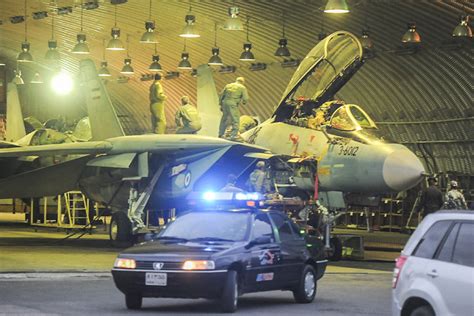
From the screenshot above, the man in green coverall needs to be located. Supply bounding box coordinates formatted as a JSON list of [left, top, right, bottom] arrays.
[[175, 96, 202, 134], [149, 74, 167, 134], [218, 77, 249, 140]]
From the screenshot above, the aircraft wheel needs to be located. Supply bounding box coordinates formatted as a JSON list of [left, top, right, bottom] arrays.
[[109, 212, 132, 245], [329, 237, 342, 261]]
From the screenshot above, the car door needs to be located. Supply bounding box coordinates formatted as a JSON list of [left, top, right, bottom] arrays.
[[269, 212, 306, 288], [431, 221, 474, 316], [244, 213, 281, 292], [406, 220, 453, 311]]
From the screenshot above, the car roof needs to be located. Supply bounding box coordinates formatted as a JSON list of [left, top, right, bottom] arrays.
[[402, 210, 474, 256]]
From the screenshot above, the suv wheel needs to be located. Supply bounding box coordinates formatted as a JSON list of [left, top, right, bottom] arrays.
[[293, 265, 317, 303], [220, 270, 238, 313], [410, 305, 434, 316], [125, 293, 142, 310]]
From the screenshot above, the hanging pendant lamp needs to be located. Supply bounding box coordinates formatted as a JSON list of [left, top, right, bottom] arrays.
[[107, 5, 125, 51], [17, 0, 33, 62], [179, 6, 200, 38], [223, 6, 244, 31], [239, 17, 255, 61], [120, 35, 134, 75], [274, 16, 290, 57], [98, 40, 111, 77], [149, 44, 162, 72], [141, 0, 158, 43], [72, 0, 90, 54], [178, 39, 192, 70], [45, 15, 60, 60], [208, 23, 223, 66]]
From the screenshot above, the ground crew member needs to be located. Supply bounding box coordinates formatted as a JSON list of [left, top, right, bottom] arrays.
[[219, 77, 249, 141], [445, 180, 467, 209], [220, 174, 244, 193], [239, 115, 258, 134], [175, 96, 202, 134], [417, 177, 444, 217], [248, 161, 267, 193], [149, 74, 167, 134]]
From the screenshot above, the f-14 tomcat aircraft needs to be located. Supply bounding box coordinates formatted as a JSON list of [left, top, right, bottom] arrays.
[[0, 31, 424, 244], [240, 31, 425, 205]]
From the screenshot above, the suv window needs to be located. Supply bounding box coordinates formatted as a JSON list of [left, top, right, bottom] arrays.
[[437, 223, 459, 263], [413, 220, 452, 259], [252, 213, 274, 241], [452, 223, 474, 267], [269, 213, 296, 242]]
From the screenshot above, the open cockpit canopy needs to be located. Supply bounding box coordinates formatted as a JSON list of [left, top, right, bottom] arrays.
[[273, 31, 364, 122]]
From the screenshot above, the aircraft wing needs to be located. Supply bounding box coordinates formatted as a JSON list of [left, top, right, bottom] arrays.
[[0, 141, 112, 157]]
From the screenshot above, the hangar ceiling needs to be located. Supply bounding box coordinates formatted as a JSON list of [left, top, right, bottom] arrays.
[[0, 0, 472, 175]]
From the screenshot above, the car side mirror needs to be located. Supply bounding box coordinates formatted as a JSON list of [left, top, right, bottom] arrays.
[[246, 235, 272, 249]]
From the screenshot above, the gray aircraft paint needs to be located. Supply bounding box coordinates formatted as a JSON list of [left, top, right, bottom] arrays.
[[196, 64, 220, 137], [5, 83, 26, 142], [79, 59, 125, 141]]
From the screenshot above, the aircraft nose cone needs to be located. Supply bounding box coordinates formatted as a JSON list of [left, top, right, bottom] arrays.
[[383, 149, 425, 192]]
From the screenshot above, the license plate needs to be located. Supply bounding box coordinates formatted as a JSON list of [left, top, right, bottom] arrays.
[[145, 272, 167, 286]]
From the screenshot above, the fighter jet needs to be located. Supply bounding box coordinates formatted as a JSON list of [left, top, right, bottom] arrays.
[[0, 59, 267, 243], [240, 31, 425, 206]]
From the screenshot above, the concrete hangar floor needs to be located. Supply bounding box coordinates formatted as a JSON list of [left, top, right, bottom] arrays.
[[0, 213, 401, 315]]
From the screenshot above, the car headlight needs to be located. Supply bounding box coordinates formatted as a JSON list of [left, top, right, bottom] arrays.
[[182, 260, 215, 270], [114, 258, 136, 269]]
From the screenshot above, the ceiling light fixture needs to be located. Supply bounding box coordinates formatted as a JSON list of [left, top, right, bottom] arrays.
[[360, 29, 374, 50], [120, 35, 134, 75], [107, 4, 125, 51], [165, 71, 180, 80], [452, 15, 472, 38], [45, 14, 60, 60], [72, 0, 90, 54], [324, 0, 350, 14], [224, 6, 244, 31], [249, 62, 266, 71], [239, 17, 255, 61], [275, 15, 290, 57], [401, 22, 421, 43], [219, 65, 236, 74], [149, 44, 162, 72], [208, 23, 223, 66], [17, 0, 33, 63], [140, 0, 158, 43], [13, 69, 24, 85], [30, 72, 43, 84], [98, 40, 111, 77], [179, 5, 200, 38], [281, 58, 300, 68], [178, 39, 192, 70]]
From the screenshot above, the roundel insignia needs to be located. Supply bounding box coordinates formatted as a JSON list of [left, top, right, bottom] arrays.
[[184, 171, 192, 188]]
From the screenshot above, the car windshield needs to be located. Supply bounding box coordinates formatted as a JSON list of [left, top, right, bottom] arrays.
[[158, 211, 251, 242]]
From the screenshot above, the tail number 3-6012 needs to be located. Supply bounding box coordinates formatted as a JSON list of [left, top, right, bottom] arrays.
[[338, 145, 359, 156]]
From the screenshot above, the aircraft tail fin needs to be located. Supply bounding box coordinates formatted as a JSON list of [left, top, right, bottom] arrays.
[[196, 65, 220, 137], [5, 83, 26, 142], [79, 59, 125, 141]]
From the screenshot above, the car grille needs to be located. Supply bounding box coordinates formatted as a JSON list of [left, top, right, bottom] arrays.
[[135, 261, 183, 270]]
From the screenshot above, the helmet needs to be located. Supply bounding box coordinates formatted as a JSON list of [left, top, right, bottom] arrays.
[[450, 180, 458, 188], [256, 161, 265, 168]]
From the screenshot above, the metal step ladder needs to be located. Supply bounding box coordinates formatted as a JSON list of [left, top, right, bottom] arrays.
[[63, 191, 90, 227]]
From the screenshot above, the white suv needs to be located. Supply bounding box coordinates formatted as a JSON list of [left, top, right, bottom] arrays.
[[392, 211, 474, 316]]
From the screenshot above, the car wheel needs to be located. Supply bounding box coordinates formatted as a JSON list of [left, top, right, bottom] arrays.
[[329, 237, 342, 261], [293, 265, 317, 303], [410, 305, 434, 316], [125, 293, 142, 310], [110, 212, 132, 245], [220, 270, 238, 313]]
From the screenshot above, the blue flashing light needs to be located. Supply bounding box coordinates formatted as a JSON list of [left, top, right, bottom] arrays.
[[203, 191, 217, 201], [235, 193, 247, 200]]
